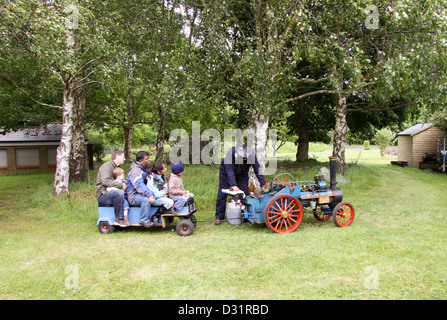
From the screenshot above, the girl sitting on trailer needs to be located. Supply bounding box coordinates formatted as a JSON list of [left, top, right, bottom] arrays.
[[146, 161, 175, 215]]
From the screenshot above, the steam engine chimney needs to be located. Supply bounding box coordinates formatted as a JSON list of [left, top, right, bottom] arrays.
[[329, 156, 337, 190], [329, 156, 343, 206]]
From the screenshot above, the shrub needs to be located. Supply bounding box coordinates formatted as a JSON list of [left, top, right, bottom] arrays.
[[363, 140, 370, 150], [374, 128, 395, 157]]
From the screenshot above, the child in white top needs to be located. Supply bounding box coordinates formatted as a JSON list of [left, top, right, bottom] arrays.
[[147, 161, 175, 215]]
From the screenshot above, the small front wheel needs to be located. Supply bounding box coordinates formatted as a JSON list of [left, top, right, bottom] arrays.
[[176, 219, 194, 236], [313, 206, 332, 221], [98, 221, 115, 234], [332, 202, 355, 227]]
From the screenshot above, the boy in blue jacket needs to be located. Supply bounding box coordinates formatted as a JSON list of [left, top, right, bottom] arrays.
[[127, 151, 156, 227]]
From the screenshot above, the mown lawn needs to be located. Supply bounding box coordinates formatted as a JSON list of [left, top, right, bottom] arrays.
[[0, 149, 446, 300]]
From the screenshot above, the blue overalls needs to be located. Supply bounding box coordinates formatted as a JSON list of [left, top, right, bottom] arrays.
[[215, 147, 266, 220]]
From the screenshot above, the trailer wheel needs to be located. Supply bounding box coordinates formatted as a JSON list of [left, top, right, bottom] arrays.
[[164, 216, 174, 226], [176, 219, 194, 236], [189, 214, 197, 226], [98, 221, 115, 234], [332, 202, 355, 227], [263, 194, 303, 233]]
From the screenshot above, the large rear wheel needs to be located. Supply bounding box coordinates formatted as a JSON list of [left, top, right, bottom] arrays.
[[263, 194, 303, 233]]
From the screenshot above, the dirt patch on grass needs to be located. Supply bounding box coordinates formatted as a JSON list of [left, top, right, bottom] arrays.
[[71, 189, 96, 201], [0, 201, 8, 207]]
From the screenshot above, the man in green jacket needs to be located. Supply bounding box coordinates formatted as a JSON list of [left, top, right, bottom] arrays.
[[95, 149, 127, 227]]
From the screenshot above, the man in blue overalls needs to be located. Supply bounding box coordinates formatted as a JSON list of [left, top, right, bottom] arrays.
[[214, 145, 268, 225]]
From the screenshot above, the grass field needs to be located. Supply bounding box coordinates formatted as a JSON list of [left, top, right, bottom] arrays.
[[1, 145, 446, 300]]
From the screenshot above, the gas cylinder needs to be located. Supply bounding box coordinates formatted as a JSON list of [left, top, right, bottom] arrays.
[[226, 200, 242, 225]]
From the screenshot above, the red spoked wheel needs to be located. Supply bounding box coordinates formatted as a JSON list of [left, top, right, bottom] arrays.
[[332, 202, 355, 227], [263, 194, 303, 233], [313, 206, 332, 221]]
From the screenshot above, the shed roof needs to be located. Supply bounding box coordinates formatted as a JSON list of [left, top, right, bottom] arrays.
[[397, 123, 434, 136], [0, 123, 88, 144], [0, 123, 63, 142]]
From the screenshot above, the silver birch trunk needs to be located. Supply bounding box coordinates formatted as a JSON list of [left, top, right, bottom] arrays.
[[53, 85, 74, 196], [156, 105, 165, 161], [124, 92, 134, 162], [53, 29, 75, 196], [331, 65, 348, 176], [248, 109, 269, 189], [333, 92, 348, 176], [70, 86, 87, 182]]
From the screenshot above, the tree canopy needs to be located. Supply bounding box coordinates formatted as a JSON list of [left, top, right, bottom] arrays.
[[1, 0, 446, 193]]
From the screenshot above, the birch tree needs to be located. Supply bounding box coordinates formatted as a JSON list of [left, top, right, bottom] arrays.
[[285, 0, 447, 174], [0, 1, 105, 195], [189, 0, 302, 184]]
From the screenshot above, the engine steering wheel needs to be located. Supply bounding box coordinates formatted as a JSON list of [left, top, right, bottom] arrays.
[[270, 173, 297, 191]]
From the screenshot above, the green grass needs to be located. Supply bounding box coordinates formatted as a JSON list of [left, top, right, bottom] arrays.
[[276, 141, 331, 155], [1, 148, 447, 300]]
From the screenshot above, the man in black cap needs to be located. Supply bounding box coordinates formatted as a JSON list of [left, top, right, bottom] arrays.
[[214, 145, 268, 225]]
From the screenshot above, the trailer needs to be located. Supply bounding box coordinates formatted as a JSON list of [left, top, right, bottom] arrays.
[[97, 197, 197, 236]]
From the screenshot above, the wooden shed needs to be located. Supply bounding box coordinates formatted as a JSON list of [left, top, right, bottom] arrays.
[[0, 123, 92, 175], [396, 123, 447, 167]]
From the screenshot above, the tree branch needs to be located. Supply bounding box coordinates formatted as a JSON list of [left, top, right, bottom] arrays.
[[0, 74, 62, 110], [72, 81, 100, 93], [273, 89, 347, 109], [72, 59, 96, 80], [347, 102, 407, 113]]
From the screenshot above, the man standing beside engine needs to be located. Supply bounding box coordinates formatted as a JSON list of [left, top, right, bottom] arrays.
[[214, 145, 268, 225]]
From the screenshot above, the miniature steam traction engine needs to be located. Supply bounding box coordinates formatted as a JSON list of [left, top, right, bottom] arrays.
[[223, 156, 355, 233]]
